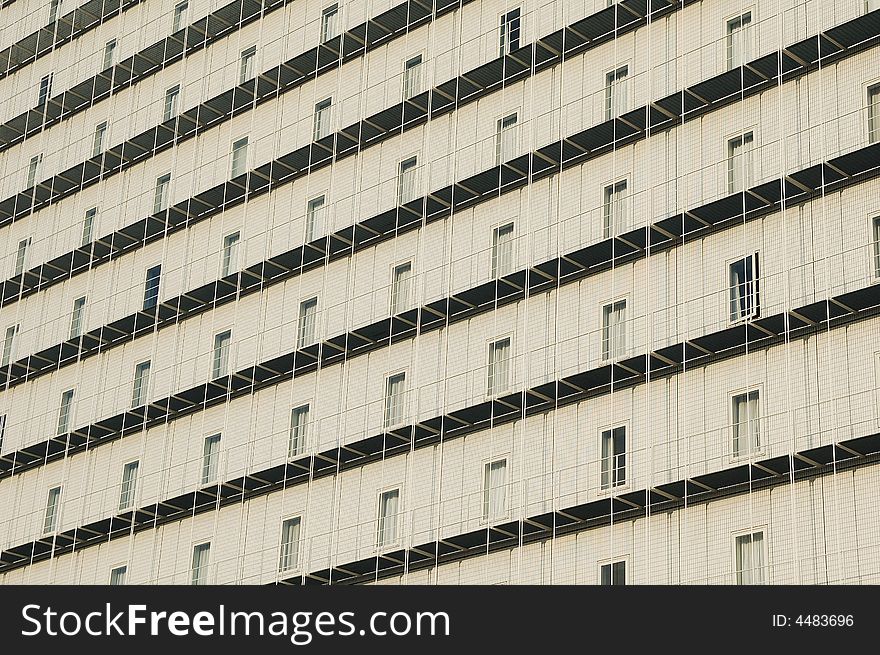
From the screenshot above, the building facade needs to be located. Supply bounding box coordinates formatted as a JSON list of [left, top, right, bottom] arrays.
[[0, 0, 879, 585]]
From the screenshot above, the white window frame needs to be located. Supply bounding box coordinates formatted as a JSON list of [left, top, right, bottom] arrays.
[[732, 527, 768, 585], [93, 121, 108, 157], [727, 252, 760, 323], [397, 155, 419, 205], [321, 3, 340, 43], [43, 485, 62, 534], [1, 324, 18, 367], [376, 486, 402, 549], [103, 39, 117, 70], [305, 194, 326, 242], [164, 85, 181, 122], [598, 556, 629, 585], [602, 177, 630, 239], [313, 97, 333, 141], [494, 111, 518, 165], [211, 329, 232, 378], [491, 221, 515, 278], [230, 136, 249, 178], [57, 388, 75, 435], [604, 63, 630, 120], [873, 214, 880, 279], [278, 515, 303, 573], [498, 7, 522, 56], [598, 423, 628, 492], [383, 370, 408, 429], [69, 295, 86, 340], [600, 297, 628, 362], [118, 459, 139, 511], [109, 564, 128, 585], [221, 231, 241, 278], [239, 46, 257, 84], [49, 0, 61, 23], [726, 129, 756, 194], [191, 541, 212, 585], [131, 360, 151, 408], [201, 433, 222, 485], [289, 403, 311, 457], [297, 296, 319, 349], [82, 207, 97, 246], [724, 9, 754, 71], [402, 54, 424, 101], [486, 335, 513, 397], [172, 1, 189, 33], [27, 154, 42, 189], [481, 456, 509, 523], [729, 386, 764, 460], [153, 173, 172, 214], [143, 263, 162, 310], [389, 259, 413, 315], [38, 74, 52, 106], [866, 81, 880, 145]]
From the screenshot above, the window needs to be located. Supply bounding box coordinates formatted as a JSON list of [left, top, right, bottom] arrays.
[[732, 390, 761, 457], [38, 74, 53, 106], [495, 112, 518, 165], [14, 237, 31, 276], [172, 1, 189, 32], [118, 461, 139, 511], [499, 8, 521, 56], [43, 486, 62, 534], [602, 179, 629, 238], [604, 65, 629, 120], [873, 216, 880, 278], [313, 98, 332, 141], [1, 325, 17, 367], [728, 253, 760, 322], [230, 137, 249, 178], [191, 543, 211, 585], [491, 222, 515, 278], [0, 414, 6, 453], [601, 299, 627, 361], [49, 0, 61, 22], [221, 231, 240, 277], [600, 560, 627, 585], [109, 566, 127, 586], [403, 55, 422, 100], [321, 4, 339, 43], [201, 434, 221, 484], [734, 531, 766, 584], [82, 207, 96, 245], [103, 39, 117, 70], [57, 389, 75, 435], [239, 46, 256, 84], [600, 425, 626, 489], [143, 265, 161, 309], [289, 404, 310, 457], [377, 488, 400, 547], [69, 296, 86, 339], [131, 361, 151, 407], [397, 156, 418, 205], [487, 337, 511, 397], [93, 121, 108, 157], [727, 131, 755, 193], [305, 195, 325, 242], [726, 12, 753, 70], [212, 330, 232, 378], [164, 85, 180, 121], [868, 84, 880, 144], [390, 261, 413, 315], [482, 458, 508, 521], [297, 297, 318, 348], [384, 372, 406, 428], [27, 155, 41, 189], [154, 173, 171, 213], [279, 517, 302, 572]]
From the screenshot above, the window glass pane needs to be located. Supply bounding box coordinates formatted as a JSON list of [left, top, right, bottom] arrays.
[[873, 217, 880, 278], [729, 254, 759, 321], [144, 265, 161, 309], [313, 98, 332, 140], [57, 390, 74, 435], [240, 46, 256, 83], [305, 195, 325, 242], [735, 532, 766, 584], [221, 232, 240, 277], [600, 426, 626, 488], [398, 157, 418, 204], [279, 517, 301, 571], [321, 4, 339, 42], [384, 373, 406, 427], [602, 300, 627, 360], [119, 461, 139, 510], [191, 543, 211, 585], [403, 55, 422, 100], [390, 262, 412, 314], [297, 297, 318, 348], [164, 86, 180, 121], [482, 459, 507, 520], [499, 8, 521, 55], [495, 113, 517, 165], [70, 296, 86, 339], [289, 405, 309, 457], [202, 434, 221, 484], [2, 325, 17, 367], [726, 12, 752, 70], [488, 338, 511, 396], [110, 566, 127, 585], [492, 223, 515, 277], [82, 208, 97, 246], [44, 487, 62, 533], [212, 331, 231, 378], [231, 138, 248, 178]]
